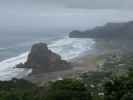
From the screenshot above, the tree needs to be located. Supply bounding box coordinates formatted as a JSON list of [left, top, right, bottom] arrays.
[[44, 79, 91, 100], [121, 92, 133, 100], [103, 70, 133, 100]]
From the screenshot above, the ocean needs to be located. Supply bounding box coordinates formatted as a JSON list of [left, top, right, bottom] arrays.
[[0, 9, 133, 80], [0, 34, 95, 80]]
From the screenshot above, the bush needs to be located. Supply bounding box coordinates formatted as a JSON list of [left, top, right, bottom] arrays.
[[103, 70, 133, 100], [44, 79, 92, 100]]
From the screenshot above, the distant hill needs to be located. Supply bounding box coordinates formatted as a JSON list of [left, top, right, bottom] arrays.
[[69, 21, 133, 40]]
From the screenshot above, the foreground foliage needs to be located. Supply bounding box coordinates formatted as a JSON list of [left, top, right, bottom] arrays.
[[0, 79, 91, 100], [104, 69, 133, 100], [1, 70, 133, 100], [44, 79, 91, 100], [1, 54, 133, 100]]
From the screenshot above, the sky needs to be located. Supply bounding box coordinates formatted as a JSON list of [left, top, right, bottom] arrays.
[[0, 0, 133, 35], [0, 0, 133, 10]]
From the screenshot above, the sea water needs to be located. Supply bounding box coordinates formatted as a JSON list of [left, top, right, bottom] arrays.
[[0, 9, 133, 80]]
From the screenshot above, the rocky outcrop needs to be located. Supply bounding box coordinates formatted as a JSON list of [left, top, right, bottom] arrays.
[[17, 43, 71, 74], [69, 30, 84, 38], [69, 21, 133, 40]]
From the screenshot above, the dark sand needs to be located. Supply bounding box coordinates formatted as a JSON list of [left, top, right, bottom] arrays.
[[25, 47, 103, 85], [25, 40, 119, 85]]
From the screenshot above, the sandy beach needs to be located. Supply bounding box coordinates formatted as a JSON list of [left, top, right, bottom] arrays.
[[25, 39, 122, 85], [25, 46, 102, 85]]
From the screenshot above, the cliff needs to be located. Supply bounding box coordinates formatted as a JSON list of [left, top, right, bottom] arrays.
[[69, 21, 133, 40]]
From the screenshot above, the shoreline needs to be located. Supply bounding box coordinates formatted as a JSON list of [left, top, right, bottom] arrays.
[[0, 38, 122, 83], [25, 46, 102, 84], [0, 38, 116, 83]]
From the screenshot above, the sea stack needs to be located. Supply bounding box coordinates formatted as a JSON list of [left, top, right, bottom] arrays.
[[17, 43, 71, 74]]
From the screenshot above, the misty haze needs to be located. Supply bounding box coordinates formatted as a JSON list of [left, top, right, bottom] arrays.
[[0, 0, 133, 100]]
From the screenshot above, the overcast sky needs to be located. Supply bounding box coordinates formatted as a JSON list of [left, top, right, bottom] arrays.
[[0, 0, 133, 35], [0, 0, 133, 10]]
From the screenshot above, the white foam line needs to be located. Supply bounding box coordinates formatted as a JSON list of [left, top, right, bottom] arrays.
[[0, 48, 6, 50], [0, 52, 30, 80], [0, 37, 95, 80]]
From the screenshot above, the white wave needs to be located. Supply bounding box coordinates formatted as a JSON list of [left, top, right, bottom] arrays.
[[0, 48, 6, 50], [0, 37, 95, 80], [0, 52, 31, 80], [48, 37, 95, 60]]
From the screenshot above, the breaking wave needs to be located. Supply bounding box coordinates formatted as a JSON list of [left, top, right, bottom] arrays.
[[0, 37, 95, 80]]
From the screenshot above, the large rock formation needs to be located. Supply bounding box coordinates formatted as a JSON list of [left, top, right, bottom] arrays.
[[17, 43, 71, 74]]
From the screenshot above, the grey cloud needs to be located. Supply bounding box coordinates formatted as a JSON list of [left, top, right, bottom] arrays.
[[0, 0, 133, 36], [0, 0, 133, 9]]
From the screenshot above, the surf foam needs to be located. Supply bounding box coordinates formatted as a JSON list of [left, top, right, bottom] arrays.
[[0, 37, 95, 80], [49, 37, 95, 59]]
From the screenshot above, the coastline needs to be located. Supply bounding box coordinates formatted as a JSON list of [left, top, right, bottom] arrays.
[[25, 43, 102, 84], [0, 37, 95, 81], [0, 37, 121, 84], [25, 39, 128, 84]]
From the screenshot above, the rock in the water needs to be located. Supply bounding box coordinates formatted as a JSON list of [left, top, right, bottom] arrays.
[[17, 43, 71, 74]]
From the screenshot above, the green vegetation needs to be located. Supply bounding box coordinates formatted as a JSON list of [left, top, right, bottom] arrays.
[[97, 54, 133, 75], [103, 69, 133, 100], [1, 70, 133, 100], [1, 54, 133, 100], [44, 79, 91, 100], [0, 79, 91, 100]]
